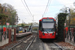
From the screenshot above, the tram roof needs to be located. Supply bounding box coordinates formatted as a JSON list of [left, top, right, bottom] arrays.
[[39, 17, 56, 21]]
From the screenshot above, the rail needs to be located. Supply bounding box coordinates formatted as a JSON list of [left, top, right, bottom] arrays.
[[54, 42, 63, 50], [26, 36, 35, 50], [8, 35, 32, 50]]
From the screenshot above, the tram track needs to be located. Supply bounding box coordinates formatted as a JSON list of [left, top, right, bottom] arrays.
[[53, 42, 63, 50], [26, 36, 36, 50], [8, 35, 32, 50], [8, 33, 36, 50], [43, 42, 64, 50], [8, 33, 64, 50], [41, 40, 64, 50]]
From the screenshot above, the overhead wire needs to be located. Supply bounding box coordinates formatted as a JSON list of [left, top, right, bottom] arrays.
[[21, 0, 52, 22], [21, 0, 34, 23], [21, 0, 32, 16], [23, 0, 33, 17], [21, 0, 26, 10], [42, 0, 51, 18]]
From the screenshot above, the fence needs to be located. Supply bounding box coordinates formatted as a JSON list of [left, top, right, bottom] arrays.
[[65, 26, 75, 46], [0, 29, 16, 46]]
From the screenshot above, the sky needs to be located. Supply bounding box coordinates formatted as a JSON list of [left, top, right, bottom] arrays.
[[0, 0, 75, 24]]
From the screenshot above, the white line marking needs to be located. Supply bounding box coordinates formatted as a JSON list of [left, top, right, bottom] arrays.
[[23, 36, 33, 43], [39, 43, 43, 50], [16, 45, 21, 48], [44, 43, 51, 50], [33, 38, 36, 42]]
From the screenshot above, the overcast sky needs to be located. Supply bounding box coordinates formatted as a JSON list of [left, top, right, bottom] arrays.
[[0, 0, 75, 24]]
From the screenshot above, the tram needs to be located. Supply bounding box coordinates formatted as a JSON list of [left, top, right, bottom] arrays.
[[39, 17, 57, 39], [18, 27, 23, 33]]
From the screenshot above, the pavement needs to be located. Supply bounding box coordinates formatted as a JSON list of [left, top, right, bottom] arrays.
[[57, 41, 75, 50]]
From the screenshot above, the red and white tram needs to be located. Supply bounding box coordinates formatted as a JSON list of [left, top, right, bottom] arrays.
[[39, 17, 57, 39]]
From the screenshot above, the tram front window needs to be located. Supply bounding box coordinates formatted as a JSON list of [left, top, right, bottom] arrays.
[[43, 28, 54, 33], [19, 27, 23, 31]]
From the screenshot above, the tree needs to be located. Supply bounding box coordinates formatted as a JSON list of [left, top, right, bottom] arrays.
[[60, 7, 67, 13], [2, 3, 18, 25], [60, 7, 75, 26], [69, 9, 75, 26], [21, 24, 25, 27]]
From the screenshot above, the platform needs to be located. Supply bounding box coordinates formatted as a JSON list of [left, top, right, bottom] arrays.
[[16, 32, 31, 37]]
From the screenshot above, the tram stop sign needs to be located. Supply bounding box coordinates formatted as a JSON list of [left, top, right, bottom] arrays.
[[3, 27, 6, 32]]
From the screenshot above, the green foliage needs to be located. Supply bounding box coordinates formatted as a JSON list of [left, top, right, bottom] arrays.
[[21, 24, 25, 27], [32, 27, 37, 31], [60, 7, 75, 26], [67, 9, 75, 26], [0, 14, 8, 19], [58, 13, 67, 41], [0, 14, 8, 25]]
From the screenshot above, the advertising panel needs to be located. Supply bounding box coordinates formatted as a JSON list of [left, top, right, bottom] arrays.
[[11, 29, 14, 35]]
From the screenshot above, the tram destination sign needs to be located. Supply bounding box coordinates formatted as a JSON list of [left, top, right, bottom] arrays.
[[42, 19, 54, 22]]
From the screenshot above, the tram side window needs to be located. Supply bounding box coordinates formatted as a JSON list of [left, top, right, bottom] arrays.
[[39, 21, 42, 31]]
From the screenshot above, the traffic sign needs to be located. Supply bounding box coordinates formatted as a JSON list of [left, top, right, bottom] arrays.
[[6, 23, 9, 25]]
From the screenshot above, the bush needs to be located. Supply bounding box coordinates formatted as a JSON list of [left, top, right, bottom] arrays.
[[58, 13, 67, 41]]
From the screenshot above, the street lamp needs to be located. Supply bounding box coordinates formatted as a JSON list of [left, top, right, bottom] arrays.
[[66, 7, 71, 40], [11, 15, 13, 29], [73, 2, 75, 6], [32, 15, 34, 24], [73, 2, 75, 42], [17, 17, 20, 33], [68, 8, 71, 38], [17, 17, 19, 26]]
